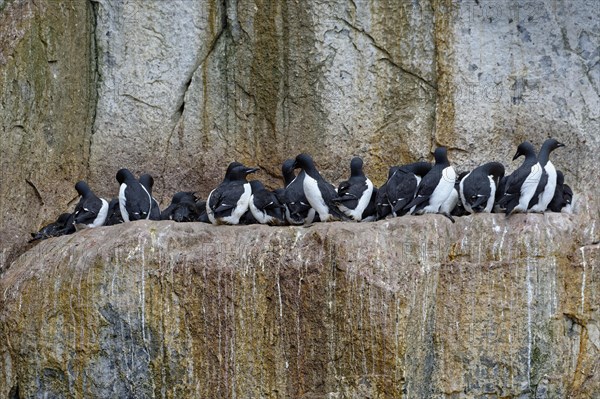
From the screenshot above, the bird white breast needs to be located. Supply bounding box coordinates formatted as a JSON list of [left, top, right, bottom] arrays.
[[458, 172, 472, 214], [440, 188, 458, 214], [422, 166, 456, 213], [249, 195, 275, 224], [484, 175, 496, 213], [515, 162, 543, 213], [344, 178, 374, 221], [206, 190, 216, 224], [221, 183, 252, 225], [303, 174, 330, 221], [89, 198, 109, 228], [305, 208, 317, 224], [530, 161, 557, 212], [119, 183, 130, 222]]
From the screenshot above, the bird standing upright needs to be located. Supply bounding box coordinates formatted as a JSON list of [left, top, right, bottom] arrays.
[[117, 168, 153, 222], [206, 162, 259, 225], [497, 142, 543, 215], [403, 147, 457, 221], [332, 157, 374, 221], [293, 153, 347, 222], [528, 138, 565, 212]]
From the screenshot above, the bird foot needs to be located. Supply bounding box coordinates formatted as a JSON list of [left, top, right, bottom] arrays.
[[438, 212, 455, 223]]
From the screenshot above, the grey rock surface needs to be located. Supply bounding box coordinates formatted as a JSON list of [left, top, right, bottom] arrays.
[[0, 0, 599, 396], [0, 0, 95, 272], [1, 0, 598, 271], [1, 215, 598, 398]]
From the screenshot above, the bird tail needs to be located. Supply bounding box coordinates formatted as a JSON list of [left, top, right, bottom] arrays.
[[403, 195, 428, 213]]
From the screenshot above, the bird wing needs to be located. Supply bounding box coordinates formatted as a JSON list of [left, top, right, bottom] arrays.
[[212, 183, 246, 217], [317, 179, 348, 220], [403, 167, 442, 211], [388, 171, 418, 213], [284, 176, 313, 219], [461, 169, 491, 208], [73, 197, 102, 225], [332, 177, 367, 208], [124, 183, 152, 220]]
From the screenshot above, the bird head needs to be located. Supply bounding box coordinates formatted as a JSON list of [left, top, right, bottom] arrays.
[[74, 181, 91, 196], [512, 142, 535, 161], [433, 147, 449, 165], [116, 168, 134, 184]]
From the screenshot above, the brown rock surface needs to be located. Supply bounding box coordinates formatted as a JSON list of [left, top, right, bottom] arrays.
[[1, 1, 599, 396], [1, 214, 598, 398], [0, 0, 95, 271], [2, 0, 599, 272]]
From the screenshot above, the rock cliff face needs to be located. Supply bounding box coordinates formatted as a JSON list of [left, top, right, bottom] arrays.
[[88, 0, 437, 198], [1, 215, 599, 398], [0, 0, 95, 269], [1, 0, 598, 270], [1, 0, 599, 397]]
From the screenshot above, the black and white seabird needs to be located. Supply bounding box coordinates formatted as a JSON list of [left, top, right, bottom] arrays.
[[375, 166, 399, 219], [117, 169, 153, 222], [281, 158, 319, 225], [497, 142, 543, 215], [451, 172, 469, 217], [332, 157, 374, 221], [388, 162, 432, 217], [562, 184, 574, 213], [547, 170, 565, 212], [293, 153, 347, 222], [248, 180, 286, 225], [195, 199, 211, 223], [527, 138, 564, 212], [29, 213, 75, 242], [206, 162, 259, 225], [161, 192, 199, 222], [72, 181, 109, 230], [104, 198, 124, 226], [139, 174, 161, 220], [360, 187, 378, 222], [459, 162, 505, 213], [403, 147, 457, 222]]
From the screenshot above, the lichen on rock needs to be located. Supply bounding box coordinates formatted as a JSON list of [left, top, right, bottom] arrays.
[[1, 213, 599, 398]]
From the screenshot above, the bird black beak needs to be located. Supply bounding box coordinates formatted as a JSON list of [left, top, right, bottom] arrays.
[[512, 151, 521, 161], [245, 167, 260, 174], [557, 142, 565, 148]]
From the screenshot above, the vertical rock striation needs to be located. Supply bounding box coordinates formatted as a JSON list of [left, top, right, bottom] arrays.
[[1, 0, 599, 397], [1, 0, 598, 270], [88, 0, 437, 199], [0, 0, 96, 272], [1, 215, 598, 398]]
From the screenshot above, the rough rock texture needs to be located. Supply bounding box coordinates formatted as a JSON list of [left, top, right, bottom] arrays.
[[434, 0, 600, 188], [1, 216, 599, 398], [1, 0, 600, 397], [88, 0, 437, 199], [0, 0, 95, 271], [86, 0, 599, 202], [1, 0, 599, 269]]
